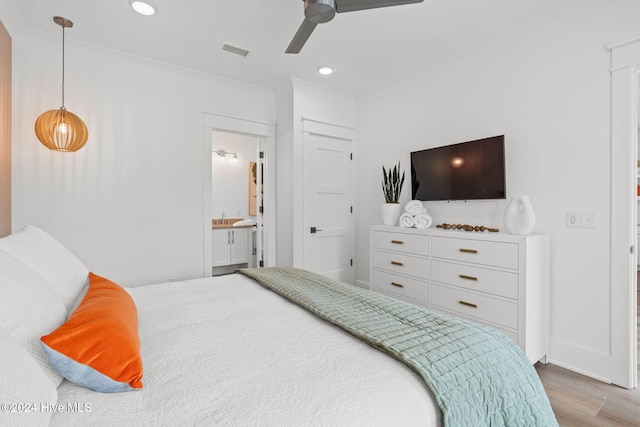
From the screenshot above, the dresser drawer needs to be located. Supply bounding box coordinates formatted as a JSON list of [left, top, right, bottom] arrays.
[[372, 250, 429, 279], [371, 270, 429, 305], [431, 236, 518, 269], [372, 230, 429, 256], [431, 284, 517, 329], [431, 260, 518, 299], [432, 307, 519, 344]]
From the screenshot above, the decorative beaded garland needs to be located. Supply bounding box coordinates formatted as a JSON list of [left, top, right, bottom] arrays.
[[436, 223, 500, 233]]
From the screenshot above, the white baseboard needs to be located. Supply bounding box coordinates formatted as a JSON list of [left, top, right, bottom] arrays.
[[355, 279, 370, 290]]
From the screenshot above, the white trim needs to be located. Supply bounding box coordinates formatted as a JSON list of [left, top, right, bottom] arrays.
[[301, 118, 358, 142], [203, 110, 276, 127], [606, 33, 640, 51], [609, 39, 639, 389], [300, 116, 358, 133], [202, 126, 213, 278]]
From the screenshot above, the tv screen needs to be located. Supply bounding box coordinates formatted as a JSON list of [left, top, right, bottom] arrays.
[[410, 135, 506, 201]]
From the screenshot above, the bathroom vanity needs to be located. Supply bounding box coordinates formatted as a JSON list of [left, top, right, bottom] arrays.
[[212, 218, 255, 276]]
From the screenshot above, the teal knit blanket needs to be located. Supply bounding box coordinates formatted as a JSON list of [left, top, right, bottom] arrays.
[[237, 267, 558, 427]]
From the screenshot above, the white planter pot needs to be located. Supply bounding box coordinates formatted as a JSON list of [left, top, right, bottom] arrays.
[[381, 203, 402, 226], [504, 195, 536, 234]]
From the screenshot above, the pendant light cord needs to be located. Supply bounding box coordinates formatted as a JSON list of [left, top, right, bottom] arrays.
[[61, 22, 65, 109]]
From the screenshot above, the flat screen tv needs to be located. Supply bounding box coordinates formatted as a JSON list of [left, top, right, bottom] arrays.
[[410, 135, 506, 201]]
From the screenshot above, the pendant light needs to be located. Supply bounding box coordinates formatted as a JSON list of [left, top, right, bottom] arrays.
[[34, 16, 88, 152]]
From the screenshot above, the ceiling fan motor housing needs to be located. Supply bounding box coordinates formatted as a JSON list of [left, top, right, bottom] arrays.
[[304, 0, 336, 24]]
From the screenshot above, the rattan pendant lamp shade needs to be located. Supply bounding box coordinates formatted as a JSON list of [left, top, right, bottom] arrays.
[[35, 16, 88, 152]]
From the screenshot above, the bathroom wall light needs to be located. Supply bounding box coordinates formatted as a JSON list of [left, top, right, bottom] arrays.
[[129, 0, 156, 16], [215, 149, 238, 162]]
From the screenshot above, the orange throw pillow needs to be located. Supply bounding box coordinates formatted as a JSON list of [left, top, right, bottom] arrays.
[[41, 273, 143, 393]]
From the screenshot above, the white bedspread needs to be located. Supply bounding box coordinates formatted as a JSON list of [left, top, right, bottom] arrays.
[[51, 274, 440, 426]]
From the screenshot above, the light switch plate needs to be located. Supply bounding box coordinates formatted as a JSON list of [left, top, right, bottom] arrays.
[[566, 211, 596, 228]]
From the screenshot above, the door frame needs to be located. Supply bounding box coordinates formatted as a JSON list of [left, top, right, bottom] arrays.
[[202, 112, 277, 277], [608, 36, 639, 389]]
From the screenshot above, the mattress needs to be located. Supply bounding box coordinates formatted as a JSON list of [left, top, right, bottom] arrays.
[[51, 274, 441, 426]]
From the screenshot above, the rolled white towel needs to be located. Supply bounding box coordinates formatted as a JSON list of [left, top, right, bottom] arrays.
[[399, 213, 415, 228], [405, 200, 425, 215], [414, 213, 433, 229]]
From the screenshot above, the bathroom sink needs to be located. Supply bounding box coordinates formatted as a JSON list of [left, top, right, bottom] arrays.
[[233, 219, 256, 227]]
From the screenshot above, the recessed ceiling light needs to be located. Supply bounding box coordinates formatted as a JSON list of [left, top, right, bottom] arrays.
[[129, 0, 156, 16], [318, 66, 334, 76]]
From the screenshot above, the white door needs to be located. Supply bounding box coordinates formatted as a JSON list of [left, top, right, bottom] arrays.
[[212, 229, 231, 267], [230, 229, 249, 265], [255, 141, 265, 267], [302, 124, 355, 283]]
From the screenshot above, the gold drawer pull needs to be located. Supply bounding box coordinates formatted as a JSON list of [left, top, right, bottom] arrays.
[[391, 261, 404, 266], [391, 240, 404, 245], [460, 248, 478, 254], [459, 300, 478, 308], [459, 274, 478, 281], [390, 282, 404, 288]]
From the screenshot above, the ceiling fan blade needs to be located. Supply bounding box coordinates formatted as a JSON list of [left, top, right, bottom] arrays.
[[335, 0, 423, 13], [285, 19, 318, 54]]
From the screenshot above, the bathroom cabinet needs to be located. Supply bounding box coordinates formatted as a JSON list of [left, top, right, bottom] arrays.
[[212, 228, 249, 268]]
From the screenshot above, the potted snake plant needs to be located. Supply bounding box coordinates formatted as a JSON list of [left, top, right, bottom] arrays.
[[381, 162, 405, 225]]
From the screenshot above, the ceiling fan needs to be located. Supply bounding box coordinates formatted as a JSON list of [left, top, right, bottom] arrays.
[[286, 0, 424, 54]]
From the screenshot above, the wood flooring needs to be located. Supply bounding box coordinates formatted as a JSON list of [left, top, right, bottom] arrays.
[[534, 288, 640, 426]]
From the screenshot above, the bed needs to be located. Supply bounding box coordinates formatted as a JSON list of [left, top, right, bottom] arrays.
[[0, 225, 557, 426]]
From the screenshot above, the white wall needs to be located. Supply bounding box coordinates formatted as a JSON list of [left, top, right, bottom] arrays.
[[11, 29, 275, 287], [211, 131, 259, 220], [356, 1, 640, 381], [275, 87, 294, 266]]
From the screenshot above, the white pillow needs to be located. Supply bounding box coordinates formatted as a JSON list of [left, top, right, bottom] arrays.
[[0, 326, 58, 427], [0, 225, 89, 312], [0, 251, 67, 387]]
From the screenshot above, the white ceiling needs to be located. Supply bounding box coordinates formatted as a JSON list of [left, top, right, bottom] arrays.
[[9, 0, 602, 97]]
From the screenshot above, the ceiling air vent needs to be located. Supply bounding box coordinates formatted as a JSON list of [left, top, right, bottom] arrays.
[[222, 43, 250, 58]]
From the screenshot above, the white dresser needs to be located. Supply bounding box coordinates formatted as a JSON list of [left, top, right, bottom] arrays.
[[369, 225, 550, 364]]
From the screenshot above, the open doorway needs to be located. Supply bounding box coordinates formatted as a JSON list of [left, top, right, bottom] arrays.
[[211, 131, 262, 275], [201, 112, 276, 279]]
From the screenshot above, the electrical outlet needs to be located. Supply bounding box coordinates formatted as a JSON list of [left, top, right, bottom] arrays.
[[566, 211, 596, 228]]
